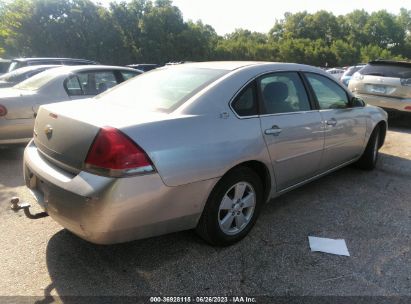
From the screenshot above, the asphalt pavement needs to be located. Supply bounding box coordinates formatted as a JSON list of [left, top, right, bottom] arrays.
[[0, 118, 410, 299]]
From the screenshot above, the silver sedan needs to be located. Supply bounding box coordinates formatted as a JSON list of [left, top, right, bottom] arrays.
[[0, 65, 141, 144], [23, 61, 387, 245]]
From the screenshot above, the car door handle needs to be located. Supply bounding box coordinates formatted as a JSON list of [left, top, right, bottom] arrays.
[[264, 125, 282, 136], [326, 118, 337, 126]]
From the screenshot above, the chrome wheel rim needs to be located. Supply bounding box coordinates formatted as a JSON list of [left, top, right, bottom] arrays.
[[218, 181, 256, 235]]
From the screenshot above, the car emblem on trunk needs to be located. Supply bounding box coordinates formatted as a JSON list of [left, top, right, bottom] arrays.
[[44, 125, 53, 139]]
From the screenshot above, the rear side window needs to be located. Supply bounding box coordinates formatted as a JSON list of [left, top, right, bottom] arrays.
[[259, 72, 311, 114], [231, 83, 258, 116], [306, 73, 349, 109], [359, 64, 411, 78]]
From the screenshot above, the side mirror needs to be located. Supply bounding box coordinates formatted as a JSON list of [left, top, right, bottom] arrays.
[[350, 96, 365, 108]]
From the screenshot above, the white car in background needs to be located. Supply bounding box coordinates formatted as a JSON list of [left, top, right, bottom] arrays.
[[326, 68, 345, 80], [0, 65, 141, 144]]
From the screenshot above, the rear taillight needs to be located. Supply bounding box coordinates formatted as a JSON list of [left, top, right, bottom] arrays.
[[0, 105, 7, 117], [84, 126, 155, 177]]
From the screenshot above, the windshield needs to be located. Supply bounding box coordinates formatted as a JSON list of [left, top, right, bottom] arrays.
[[14, 69, 58, 91], [96, 67, 228, 113]]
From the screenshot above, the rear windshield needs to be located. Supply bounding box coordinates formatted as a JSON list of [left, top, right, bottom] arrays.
[[359, 64, 411, 78], [14, 69, 58, 90], [95, 67, 228, 113], [0, 68, 41, 83]]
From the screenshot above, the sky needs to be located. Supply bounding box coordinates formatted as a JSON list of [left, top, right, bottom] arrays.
[[98, 0, 411, 35], [170, 0, 410, 35]]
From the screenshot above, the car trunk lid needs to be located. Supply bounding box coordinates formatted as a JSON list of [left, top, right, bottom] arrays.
[[33, 99, 168, 172]]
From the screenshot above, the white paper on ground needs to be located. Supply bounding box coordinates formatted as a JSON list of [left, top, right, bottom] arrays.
[[308, 236, 350, 256]]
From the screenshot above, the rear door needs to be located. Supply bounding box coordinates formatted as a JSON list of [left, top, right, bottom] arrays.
[[304, 73, 366, 171], [258, 72, 324, 191]]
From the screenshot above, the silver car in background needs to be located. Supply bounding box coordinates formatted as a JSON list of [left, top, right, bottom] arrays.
[[23, 61, 387, 246], [0, 65, 141, 144]]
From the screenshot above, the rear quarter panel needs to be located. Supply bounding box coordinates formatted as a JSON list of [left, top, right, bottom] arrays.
[[121, 114, 271, 188]]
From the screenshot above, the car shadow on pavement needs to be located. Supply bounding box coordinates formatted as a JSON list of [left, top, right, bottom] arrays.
[[44, 227, 220, 298]]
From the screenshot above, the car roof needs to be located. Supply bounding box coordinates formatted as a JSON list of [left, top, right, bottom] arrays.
[[47, 65, 140, 74], [11, 57, 96, 63], [168, 61, 331, 71], [369, 60, 411, 67], [177, 61, 269, 70]]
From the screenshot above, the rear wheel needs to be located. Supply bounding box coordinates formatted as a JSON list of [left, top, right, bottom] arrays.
[[356, 126, 380, 170], [196, 167, 263, 246]]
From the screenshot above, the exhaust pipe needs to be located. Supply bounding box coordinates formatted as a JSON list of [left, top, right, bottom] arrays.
[[10, 197, 48, 219]]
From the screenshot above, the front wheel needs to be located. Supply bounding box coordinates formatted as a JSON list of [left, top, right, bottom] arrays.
[[355, 126, 380, 170], [196, 167, 263, 246]]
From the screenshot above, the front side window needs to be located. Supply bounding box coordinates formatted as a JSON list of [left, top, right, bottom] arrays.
[[306, 73, 349, 109], [231, 83, 258, 116], [259, 72, 311, 114]]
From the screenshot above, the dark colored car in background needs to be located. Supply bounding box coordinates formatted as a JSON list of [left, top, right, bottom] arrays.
[[8, 57, 98, 72]]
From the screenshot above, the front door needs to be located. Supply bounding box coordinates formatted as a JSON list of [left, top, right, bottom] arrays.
[[258, 72, 324, 191], [304, 73, 366, 171]]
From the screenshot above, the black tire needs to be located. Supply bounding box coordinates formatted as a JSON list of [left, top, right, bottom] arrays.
[[355, 126, 380, 170], [196, 167, 263, 246]]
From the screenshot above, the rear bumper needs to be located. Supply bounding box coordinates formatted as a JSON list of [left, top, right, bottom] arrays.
[[355, 93, 411, 112], [24, 141, 217, 244], [0, 118, 33, 144]]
